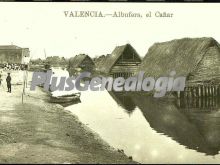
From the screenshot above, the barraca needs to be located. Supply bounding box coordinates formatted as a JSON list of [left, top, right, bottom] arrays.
[[30, 70, 186, 98]]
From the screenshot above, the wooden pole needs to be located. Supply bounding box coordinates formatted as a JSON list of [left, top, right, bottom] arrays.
[[202, 85, 204, 97], [22, 68, 26, 104], [214, 85, 217, 97], [25, 70, 28, 88], [200, 85, 203, 98], [191, 87, 194, 97], [218, 85, 220, 96], [196, 86, 199, 97], [204, 86, 207, 97], [211, 86, 214, 97]]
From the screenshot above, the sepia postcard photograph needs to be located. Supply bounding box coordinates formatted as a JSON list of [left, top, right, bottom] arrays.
[[0, 1, 220, 164]]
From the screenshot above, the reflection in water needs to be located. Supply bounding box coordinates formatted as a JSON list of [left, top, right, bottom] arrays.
[[178, 97, 220, 110], [108, 92, 136, 114], [50, 69, 220, 162], [110, 92, 220, 156], [53, 68, 220, 163], [58, 99, 81, 107], [65, 90, 220, 163]]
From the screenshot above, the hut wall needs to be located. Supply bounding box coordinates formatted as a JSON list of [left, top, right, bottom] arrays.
[[182, 46, 220, 98], [110, 48, 141, 78], [0, 49, 23, 64]]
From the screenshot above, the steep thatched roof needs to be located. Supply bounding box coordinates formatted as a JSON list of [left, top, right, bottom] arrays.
[[93, 55, 108, 70], [138, 37, 220, 80], [98, 44, 142, 73], [69, 54, 94, 68]]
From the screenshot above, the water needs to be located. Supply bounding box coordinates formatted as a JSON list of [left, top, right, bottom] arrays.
[[52, 68, 220, 163]]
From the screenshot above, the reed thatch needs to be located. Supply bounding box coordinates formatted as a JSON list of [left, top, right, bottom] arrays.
[[93, 54, 108, 70], [69, 54, 93, 68], [138, 37, 220, 84], [68, 54, 95, 76], [98, 44, 142, 74]]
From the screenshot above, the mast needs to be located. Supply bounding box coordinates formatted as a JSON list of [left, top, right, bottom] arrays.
[[44, 48, 47, 60]]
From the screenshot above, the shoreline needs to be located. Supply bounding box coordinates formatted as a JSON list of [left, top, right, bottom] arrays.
[[0, 72, 136, 164]]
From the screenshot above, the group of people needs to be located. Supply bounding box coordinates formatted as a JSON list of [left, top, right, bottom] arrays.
[[3, 63, 24, 71], [0, 72, 12, 93]]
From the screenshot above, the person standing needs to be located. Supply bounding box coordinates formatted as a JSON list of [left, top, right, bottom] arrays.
[[6, 73, 11, 93]]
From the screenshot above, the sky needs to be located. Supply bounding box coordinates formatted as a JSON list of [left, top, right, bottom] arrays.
[[0, 2, 220, 59]]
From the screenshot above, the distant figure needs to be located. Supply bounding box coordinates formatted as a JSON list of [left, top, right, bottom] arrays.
[[6, 73, 11, 93]]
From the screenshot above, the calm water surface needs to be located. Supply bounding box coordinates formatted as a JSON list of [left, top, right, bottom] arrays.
[[64, 90, 220, 163], [53, 68, 220, 163]]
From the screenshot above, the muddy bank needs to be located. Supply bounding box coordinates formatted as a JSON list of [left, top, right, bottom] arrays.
[[0, 80, 136, 163]]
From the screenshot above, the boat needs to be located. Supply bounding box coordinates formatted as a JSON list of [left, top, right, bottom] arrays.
[[49, 92, 81, 104]]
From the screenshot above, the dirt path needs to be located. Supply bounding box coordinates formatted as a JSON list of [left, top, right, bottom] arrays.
[[0, 72, 136, 164]]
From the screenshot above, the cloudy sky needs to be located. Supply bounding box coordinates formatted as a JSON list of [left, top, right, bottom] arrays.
[[0, 2, 220, 59]]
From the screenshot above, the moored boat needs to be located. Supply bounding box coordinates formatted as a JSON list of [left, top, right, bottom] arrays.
[[49, 92, 81, 104]]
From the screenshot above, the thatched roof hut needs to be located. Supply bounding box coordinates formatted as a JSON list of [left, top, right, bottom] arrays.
[[93, 54, 108, 71], [138, 37, 220, 85], [68, 54, 95, 76], [69, 54, 94, 68], [97, 44, 142, 78]]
